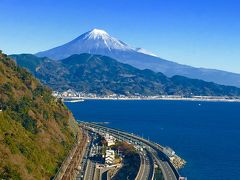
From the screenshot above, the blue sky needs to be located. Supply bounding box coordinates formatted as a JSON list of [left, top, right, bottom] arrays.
[[0, 0, 240, 73]]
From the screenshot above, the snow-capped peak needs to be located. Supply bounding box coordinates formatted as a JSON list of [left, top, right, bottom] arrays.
[[74, 28, 132, 51], [37, 29, 157, 60], [90, 29, 108, 35], [84, 29, 109, 39]]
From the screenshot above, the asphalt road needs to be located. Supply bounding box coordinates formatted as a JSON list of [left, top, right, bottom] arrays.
[[151, 151, 176, 180], [84, 160, 95, 180], [76, 133, 93, 180], [84, 123, 178, 180], [136, 151, 151, 180]]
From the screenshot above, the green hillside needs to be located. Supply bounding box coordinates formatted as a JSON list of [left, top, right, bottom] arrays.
[[0, 51, 79, 179], [10, 54, 49, 73], [11, 53, 240, 96]]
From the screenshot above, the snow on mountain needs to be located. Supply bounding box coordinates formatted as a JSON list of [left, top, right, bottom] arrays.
[[81, 29, 132, 51], [36, 28, 240, 87], [85, 29, 108, 39], [36, 29, 134, 60], [135, 48, 158, 57]]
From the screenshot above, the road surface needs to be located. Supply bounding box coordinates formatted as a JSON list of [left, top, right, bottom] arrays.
[[135, 150, 152, 180], [83, 122, 179, 180]]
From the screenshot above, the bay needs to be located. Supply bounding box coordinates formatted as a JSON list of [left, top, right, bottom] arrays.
[[66, 100, 240, 180]]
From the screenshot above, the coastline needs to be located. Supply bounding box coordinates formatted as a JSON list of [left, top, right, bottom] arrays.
[[65, 97, 240, 103], [65, 98, 240, 179]]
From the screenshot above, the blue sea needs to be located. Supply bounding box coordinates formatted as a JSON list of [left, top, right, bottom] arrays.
[[65, 100, 240, 180]]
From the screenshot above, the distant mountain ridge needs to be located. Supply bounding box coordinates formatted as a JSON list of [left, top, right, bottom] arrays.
[[35, 29, 240, 87], [11, 53, 240, 96]]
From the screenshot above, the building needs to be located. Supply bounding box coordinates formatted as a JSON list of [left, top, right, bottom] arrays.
[[105, 150, 115, 166], [105, 133, 115, 146]]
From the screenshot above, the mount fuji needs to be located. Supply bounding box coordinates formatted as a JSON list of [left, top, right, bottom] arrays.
[[36, 29, 240, 87], [36, 29, 134, 59]]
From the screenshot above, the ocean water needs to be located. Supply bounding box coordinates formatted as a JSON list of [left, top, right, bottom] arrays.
[[65, 100, 240, 180]]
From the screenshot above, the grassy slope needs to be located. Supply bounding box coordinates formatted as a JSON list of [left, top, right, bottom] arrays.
[[0, 52, 79, 179]]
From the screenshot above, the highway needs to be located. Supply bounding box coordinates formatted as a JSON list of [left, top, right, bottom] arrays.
[[79, 131, 103, 180], [151, 151, 176, 180], [84, 160, 96, 180], [82, 122, 179, 180], [78, 125, 154, 180], [84, 138, 98, 180], [135, 150, 152, 180], [93, 167, 100, 180], [76, 132, 93, 180]]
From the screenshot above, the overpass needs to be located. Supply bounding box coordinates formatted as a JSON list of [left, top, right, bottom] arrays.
[[81, 122, 183, 180], [80, 125, 153, 180]]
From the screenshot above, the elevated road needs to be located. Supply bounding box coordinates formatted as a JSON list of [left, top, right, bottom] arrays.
[[135, 150, 152, 180], [82, 122, 180, 180], [84, 160, 95, 180], [77, 131, 97, 180], [83, 135, 97, 180]]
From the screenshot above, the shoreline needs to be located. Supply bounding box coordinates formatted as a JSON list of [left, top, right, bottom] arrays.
[[65, 97, 240, 103]]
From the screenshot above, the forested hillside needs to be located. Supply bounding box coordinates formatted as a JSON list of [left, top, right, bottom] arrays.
[[11, 53, 240, 96], [0, 51, 79, 179]]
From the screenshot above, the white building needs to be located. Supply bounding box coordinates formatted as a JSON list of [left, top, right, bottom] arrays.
[[105, 150, 115, 166], [105, 133, 115, 146]]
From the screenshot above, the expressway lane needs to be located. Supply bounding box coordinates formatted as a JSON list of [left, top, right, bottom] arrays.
[[83, 122, 179, 180], [151, 150, 176, 180], [136, 152, 147, 180], [137, 150, 152, 180], [84, 160, 95, 180], [76, 131, 95, 180], [160, 160, 176, 180], [82, 132, 99, 180], [93, 167, 100, 180]]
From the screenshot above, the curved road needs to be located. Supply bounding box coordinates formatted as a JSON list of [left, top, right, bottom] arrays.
[[82, 122, 179, 180], [135, 150, 153, 180]]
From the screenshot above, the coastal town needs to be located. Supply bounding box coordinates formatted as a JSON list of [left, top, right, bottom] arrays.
[[52, 89, 240, 102]]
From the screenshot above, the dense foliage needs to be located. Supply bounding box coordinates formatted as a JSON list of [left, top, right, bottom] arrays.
[[11, 53, 240, 96], [0, 52, 79, 179]]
